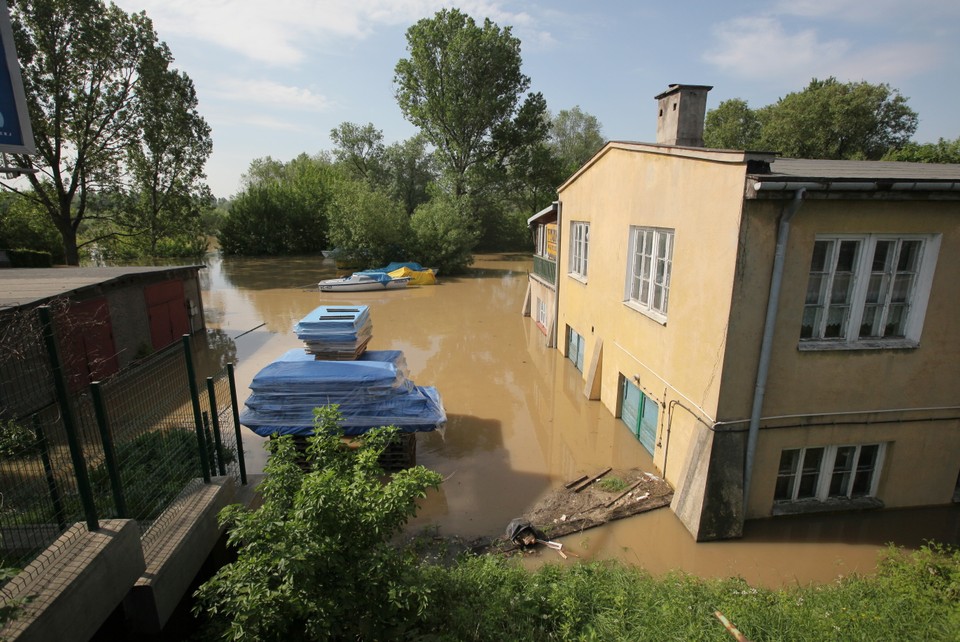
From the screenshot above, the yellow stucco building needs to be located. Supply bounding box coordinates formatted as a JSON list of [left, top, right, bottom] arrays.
[[542, 85, 960, 540]]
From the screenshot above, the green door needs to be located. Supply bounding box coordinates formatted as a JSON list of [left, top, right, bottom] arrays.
[[621, 378, 656, 455]]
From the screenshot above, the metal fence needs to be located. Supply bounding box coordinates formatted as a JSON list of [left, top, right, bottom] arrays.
[[0, 305, 246, 570]]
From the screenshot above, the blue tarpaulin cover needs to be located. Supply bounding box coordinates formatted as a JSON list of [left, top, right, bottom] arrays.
[[239, 349, 446, 437], [358, 262, 426, 274]]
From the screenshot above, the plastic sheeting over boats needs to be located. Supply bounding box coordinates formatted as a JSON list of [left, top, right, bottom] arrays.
[[239, 349, 446, 437], [359, 262, 438, 285]]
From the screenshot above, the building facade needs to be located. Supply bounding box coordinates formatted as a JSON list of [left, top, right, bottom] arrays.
[[549, 85, 960, 540]]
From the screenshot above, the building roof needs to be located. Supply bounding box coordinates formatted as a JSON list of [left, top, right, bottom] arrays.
[[760, 158, 960, 182], [0, 265, 203, 310]]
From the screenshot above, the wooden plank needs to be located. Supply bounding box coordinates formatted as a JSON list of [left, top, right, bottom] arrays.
[[564, 474, 588, 489], [572, 467, 611, 493]]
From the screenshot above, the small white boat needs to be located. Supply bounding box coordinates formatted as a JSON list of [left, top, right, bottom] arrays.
[[318, 273, 411, 292]]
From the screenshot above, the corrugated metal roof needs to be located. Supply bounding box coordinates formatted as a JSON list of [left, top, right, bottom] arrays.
[[0, 265, 203, 310]]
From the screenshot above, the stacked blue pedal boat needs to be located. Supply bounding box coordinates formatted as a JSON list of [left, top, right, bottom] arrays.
[[239, 305, 446, 441]]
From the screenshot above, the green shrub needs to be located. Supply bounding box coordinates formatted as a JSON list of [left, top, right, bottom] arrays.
[[89, 428, 207, 519], [0, 420, 39, 459], [194, 406, 442, 641]]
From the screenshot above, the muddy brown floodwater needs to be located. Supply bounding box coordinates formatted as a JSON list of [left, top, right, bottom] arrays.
[[200, 252, 960, 588]]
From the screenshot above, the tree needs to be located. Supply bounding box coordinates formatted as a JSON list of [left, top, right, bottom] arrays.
[[882, 136, 960, 164], [4, 0, 209, 265], [549, 106, 605, 176], [409, 193, 480, 273], [194, 407, 442, 641], [0, 192, 64, 262], [327, 179, 411, 267], [757, 78, 918, 159], [704, 80, 919, 159], [703, 98, 762, 150], [394, 8, 548, 198], [121, 43, 212, 256], [382, 134, 436, 215], [329, 122, 386, 183]]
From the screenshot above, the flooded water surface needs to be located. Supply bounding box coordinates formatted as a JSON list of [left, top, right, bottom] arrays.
[[200, 253, 960, 588]]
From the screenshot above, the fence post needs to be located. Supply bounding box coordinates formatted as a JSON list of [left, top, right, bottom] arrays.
[[37, 305, 99, 531], [182, 334, 211, 483], [32, 415, 67, 531], [226, 363, 247, 485], [201, 412, 217, 479], [90, 382, 128, 517], [206, 377, 227, 476]]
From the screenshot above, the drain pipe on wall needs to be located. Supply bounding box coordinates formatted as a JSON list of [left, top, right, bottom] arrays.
[[743, 188, 806, 505]]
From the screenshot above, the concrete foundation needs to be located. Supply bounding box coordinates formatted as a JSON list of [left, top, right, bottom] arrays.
[[0, 520, 144, 642]]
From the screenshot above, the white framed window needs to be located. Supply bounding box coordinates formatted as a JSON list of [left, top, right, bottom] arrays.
[[800, 234, 940, 349], [775, 443, 885, 502], [625, 226, 674, 322], [535, 297, 547, 327], [569, 221, 589, 280]]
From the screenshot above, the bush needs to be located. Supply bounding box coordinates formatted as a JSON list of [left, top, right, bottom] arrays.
[[194, 406, 442, 641], [0, 419, 39, 459], [409, 194, 480, 274], [89, 428, 209, 519]]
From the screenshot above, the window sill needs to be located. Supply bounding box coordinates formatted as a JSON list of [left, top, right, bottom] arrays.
[[798, 339, 919, 352], [567, 273, 587, 285], [771, 496, 884, 516], [623, 300, 667, 326]]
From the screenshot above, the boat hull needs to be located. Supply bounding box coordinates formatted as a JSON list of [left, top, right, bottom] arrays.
[[318, 276, 410, 292]]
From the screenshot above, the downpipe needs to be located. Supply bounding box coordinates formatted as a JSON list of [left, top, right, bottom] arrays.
[[743, 188, 806, 506]]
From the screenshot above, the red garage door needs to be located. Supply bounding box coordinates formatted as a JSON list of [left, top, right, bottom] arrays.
[[145, 280, 190, 350], [63, 298, 120, 391]]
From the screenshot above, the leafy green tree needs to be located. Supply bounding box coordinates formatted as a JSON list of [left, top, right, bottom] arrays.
[[394, 8, 548, 198], [382, 134, 437, 215], [409, 193, 480, 273], [218, 182, 329, 256], [239, 156, 287, 189], [329, 121, 386, 183], [882, 136, 960, 163], [549, 106, 605, 176], [703, 98, 762, 150], [194, 407, 442, 641], [0, 192, 64, 262], [327, 179, 411, 267], [219, 155, 338, 255], [757, 78, 918, 159], [120, 43, 212, 256], [4, 0, 209, 265]]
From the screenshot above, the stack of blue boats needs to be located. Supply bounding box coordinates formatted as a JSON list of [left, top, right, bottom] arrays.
[[295, 305, 373, 359], [239, 305, 446, 438]]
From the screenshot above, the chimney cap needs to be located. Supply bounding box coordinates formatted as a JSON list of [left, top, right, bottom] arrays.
[[655, 84, 714, 100]]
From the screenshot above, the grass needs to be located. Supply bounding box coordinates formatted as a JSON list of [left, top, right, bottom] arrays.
[[595, 475, 629, 493], [411, 543, 960, 641]]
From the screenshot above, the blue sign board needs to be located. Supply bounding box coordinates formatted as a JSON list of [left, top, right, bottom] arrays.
[[0, 1, 34, 154]]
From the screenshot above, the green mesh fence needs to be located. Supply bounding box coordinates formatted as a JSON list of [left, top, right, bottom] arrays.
[[0, 306, 243, 571]]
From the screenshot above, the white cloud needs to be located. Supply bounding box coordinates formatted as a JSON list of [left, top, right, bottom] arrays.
[[703, 16, 850, 80], [211, 79, 332, 110], [113, 0, 555, 65]]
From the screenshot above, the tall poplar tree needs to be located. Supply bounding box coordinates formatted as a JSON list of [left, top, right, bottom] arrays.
[[394, 8, 547, 198]]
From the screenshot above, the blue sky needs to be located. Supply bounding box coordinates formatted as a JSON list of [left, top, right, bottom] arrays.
[[111, 0, 960, 199]]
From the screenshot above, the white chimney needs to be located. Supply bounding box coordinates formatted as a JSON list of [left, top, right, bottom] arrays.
[[655, 84, 712, 147]]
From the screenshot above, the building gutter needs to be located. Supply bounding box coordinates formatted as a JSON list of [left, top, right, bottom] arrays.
[[752, 181, 960, 193], [743, 188, 806, 505]]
